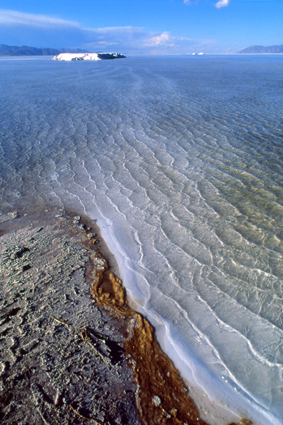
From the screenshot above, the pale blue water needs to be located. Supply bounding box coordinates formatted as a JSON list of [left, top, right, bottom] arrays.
[[1, 55, 283, 424]]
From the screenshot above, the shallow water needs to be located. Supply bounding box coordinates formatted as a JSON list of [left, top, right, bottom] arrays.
[[1, 55, 283, 424]]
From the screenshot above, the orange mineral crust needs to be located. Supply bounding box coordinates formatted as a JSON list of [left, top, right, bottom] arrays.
[[89, 246, 253, 425]]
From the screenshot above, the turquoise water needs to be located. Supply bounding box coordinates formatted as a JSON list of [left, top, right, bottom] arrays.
[[1, 55, 283, 424]]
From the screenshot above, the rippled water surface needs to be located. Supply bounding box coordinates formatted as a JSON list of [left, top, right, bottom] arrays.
[[1, 55, 283, 424]]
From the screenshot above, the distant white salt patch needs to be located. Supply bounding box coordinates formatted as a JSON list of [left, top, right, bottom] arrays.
[[52, 52, 126, 61]]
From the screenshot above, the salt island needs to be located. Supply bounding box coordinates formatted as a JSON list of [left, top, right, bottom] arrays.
[[52, 52, 126, 61]]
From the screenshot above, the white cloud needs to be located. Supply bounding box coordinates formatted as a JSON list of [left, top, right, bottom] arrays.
[[84, 26, 153, 52], [0, 9, 79, 28], [0, 9, 221, 54], [144, 31, 174, 47], [214, 0, 231, 8], [97, 41, 119, 46], [183, 0, 231, 7], [87, 26, 140, 34]]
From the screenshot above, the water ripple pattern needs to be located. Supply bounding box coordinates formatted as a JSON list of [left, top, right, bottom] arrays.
[[1, 55, 283, 424]]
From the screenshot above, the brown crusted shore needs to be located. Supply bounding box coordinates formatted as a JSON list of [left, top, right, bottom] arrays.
[[0, 210, 253, 425]]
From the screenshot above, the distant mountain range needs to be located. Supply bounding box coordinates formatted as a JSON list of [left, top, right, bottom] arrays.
[[0, 44, 88, 56], [239, 44, 283, 54]]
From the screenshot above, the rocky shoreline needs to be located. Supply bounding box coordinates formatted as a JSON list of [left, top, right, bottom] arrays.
[[0, 211, 252, 425], [0, 211, 141, 425]]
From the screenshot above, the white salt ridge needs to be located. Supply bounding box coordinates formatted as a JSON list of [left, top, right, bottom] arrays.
[[91, 212, 281, 425]]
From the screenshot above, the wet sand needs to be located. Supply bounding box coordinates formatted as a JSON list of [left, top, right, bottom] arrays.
[[0, 210, 252, 425]]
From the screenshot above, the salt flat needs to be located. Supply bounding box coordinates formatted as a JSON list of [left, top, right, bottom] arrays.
[[0, 55, 283, 425]]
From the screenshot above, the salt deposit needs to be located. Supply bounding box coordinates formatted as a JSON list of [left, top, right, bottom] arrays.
[[52, 52, 126, 61]]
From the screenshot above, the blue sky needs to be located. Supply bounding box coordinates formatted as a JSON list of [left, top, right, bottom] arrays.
[[0, 1, 282, 54]]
